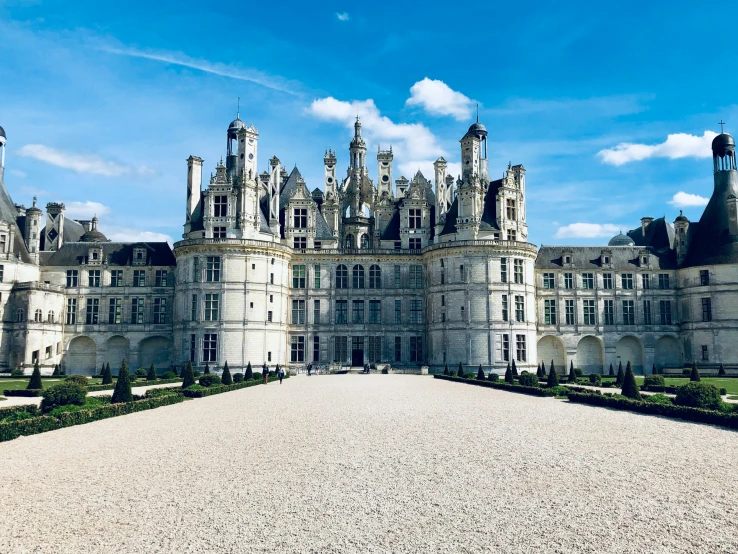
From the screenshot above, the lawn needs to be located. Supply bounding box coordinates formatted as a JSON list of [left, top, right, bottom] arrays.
[[635, 376, 738, 395], [1, 377, 106, 390]]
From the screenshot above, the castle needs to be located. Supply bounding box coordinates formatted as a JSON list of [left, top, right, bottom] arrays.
[[0, 117, 736, 375]]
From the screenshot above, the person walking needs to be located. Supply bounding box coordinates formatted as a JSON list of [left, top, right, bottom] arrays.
[[307, 362, 312, 377], [263, 362, 269, 385], [278, 366, 285, 384]]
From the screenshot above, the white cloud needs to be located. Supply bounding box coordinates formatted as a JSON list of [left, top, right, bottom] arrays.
[[668, 191, 709, 208], [17, 144, 154, 177], [554, 223, 621, 239], [9, 169, 27, 178], [105, 228, 173, 244], [63, 201, 111, 220], [336, 12, 350, 21], [406, 78, 474, 121], [597, 131, 717, 166]]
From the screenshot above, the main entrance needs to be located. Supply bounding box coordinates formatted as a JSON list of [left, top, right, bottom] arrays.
[[351, 336, 364, 366]]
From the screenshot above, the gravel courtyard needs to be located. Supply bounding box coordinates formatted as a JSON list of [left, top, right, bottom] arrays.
[[2, 375, 737, 553]]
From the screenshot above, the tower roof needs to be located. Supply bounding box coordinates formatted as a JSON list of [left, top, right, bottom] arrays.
[[608, 232, 635, 246], [712, 133, 735, 156], [0, 125, 5, 140]]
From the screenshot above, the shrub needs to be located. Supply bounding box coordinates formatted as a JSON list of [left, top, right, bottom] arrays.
[[111, 361, 133, 404], [222, 362, 233, 385], [568, 361, 576, 383], [204, 363, 210, 375], [536, 363, 545, 379], [245, 362, 253, 380], [144, 388, 180, 399], [27, 362, 42, 390], [518, 373, 539, 387], [457, 362, 464, 378], [644, 393, 673, 405], [381, 367, 389, 374], [161, 371, 176, 380], [181, 362, 196, 389], [199, 374, 222, 387], [615, 362, 624, 387], [147, 364, 157, 381], [549, 385, 571, 397], [233, 373, 244, 383], [252, 372, 262, 381], [574, 368, 583, 378], [719, 363, 726, 377], [652, 363, 658, 375], [101, 364, 113, 385], [588, 374, 602, 386], [11, 369, 23, 377], [644, 375, 665, 389], [504, 364, 513, 384], [675, 382, 723, 410], [547, 362, 559, 387], [682, 368, 691, 377], [443, 364, 449, 376], [65, 375, 89, 388], [608, 363, 614, 377], [621, 362, 641, 400], [476, 365, 485, 380], [134, 368, 147, 379], [487, 372, 499, 382], [511, 360, 518, 378], [40, 382, 87, 413], [172, 365, 179, 377], [52, 364, 60, 377], [690, 363, 700, 382], [720, 387, 727, 396]]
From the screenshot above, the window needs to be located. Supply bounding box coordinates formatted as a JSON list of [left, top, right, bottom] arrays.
[[643, 300, 652, 325], [270, 273, 274, 285], [369, 300, 381, 324], [352, 265, 365, 289], [565, 299, 575, 325], [155, 270, 168, 287], [345, 235, 354, 248], [352, 300, 365, 324], [190, 334, 196, 362], [702, 298, 712, 322], [641, 274, 650, 290], [394, 336, 402, 362], [16, 308, 24, 322], [194, 258, 200, 282], [514, 259, 523, 284], [360, 234, 369, 249], [213, 226, 227, 239], [506, 199, 516, 219], [290, 336, 305, 362], [516, 334, 526, 362], [133, 270, 146, 287], [394, 265, 401, 287], [367, 336, 381, 363], [659, 300, 672, 325], [603, 273, 613, 290], [66, 299, 76, 324], [47, 310, 54, 323], [582, 273, 594, 289], [268, 351, 272, 362], [336, 265, 348, 289], [314, 265, 321, 288], [267, 311, 273, 322], [604, 300, 614, 325], [409, 265, 423, 288], [312, 300, 320, 324], [502, 295, 508, 322], [335, 336, 348, 363], [544, 299, 557, 325], [292, 265, 306, 288], [700, 270, 710, 286], [313, 336, 320, 362], [702, 345, 709, 361], [369, 265, 381, 289], [45, 345, 52, 360], [204, 293, 219, 321], [622, 300, 635, 325], [213, 195, 227, 217], [410, 336, 423, 362], [88, 270, 100, 287], [508, 230, 517, 241], [583, 299, 596, 325], [153, 298, 167, 324], [409, 238, 421, 249], [293, 208, 307, 228], [111, 270, 124, 287], [131, 298, 145, 324], [502, 334, 510, 362], [66, 270, 78, 288], [336, 300, 348, 324], [441, 313, 446, 322], [32, 309, 41, 322], [109, 298, 122, 324], [0, 265, 3, 282], [440, 272, 445, 285], [269, 295, 273, 303], [500, 258, 507, 283], [206, 257, 221, 282], [0, 237, 5, 254], [515, 295, 525, 322], [564, 273, 573, 289], [203, 333, 218, 362], [543, 273, 555, 289], [32, 350, 38, 364], [441, 295, 445, 307], [191, 294, 198, 321], [291, 300, 305, 324], [394, 241, 401, 250], [85, 298, 99, 324], [621, 274, 633, 289], [409, 209, 421, 229], [658, 274, 670, 290], [293, 237, 306, 249], [314, 242, 321, 250], [410, 300, 423, 324], [395, 300, 401, 324]]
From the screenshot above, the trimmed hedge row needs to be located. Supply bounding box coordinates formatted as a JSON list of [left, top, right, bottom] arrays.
[[0, 393, 185, 443], [87, 378, 183, 392], [181, 374, 289, 398], [3, 389, 43, 397], [568, 392, 738, 430], [434, 374, 558, 397]]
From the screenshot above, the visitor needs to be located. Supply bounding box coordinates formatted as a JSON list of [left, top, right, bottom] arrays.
[[278, 366, 285, 384], [307, 362, 312, 377], [263, 362, 269, 385]]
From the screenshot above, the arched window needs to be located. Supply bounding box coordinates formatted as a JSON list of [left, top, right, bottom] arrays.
[[47, 310, 54, 323], [16, 309, 24, 322], [336, 265, 348, 289], [360, 234, 369, 249], [344, 234, 354, 249], [353, 265, 365, 289], [369, 265, 381, 289], [34, 309, 42, 322]]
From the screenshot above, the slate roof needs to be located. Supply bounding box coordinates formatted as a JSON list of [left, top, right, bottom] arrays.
[[40, 242, 176, 267], [279, 167, 302, 210], [626, 217, 674, 253], [439, 179, 501, 236], [315, 210, 334, 241], [535, 246, 677, 270], [0, 172, 33, 263], [380, 208, 401, 240]]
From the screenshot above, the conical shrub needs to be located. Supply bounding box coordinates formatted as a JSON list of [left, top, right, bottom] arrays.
[[181, 361, 195, 388], [476, 365, 485, 380], [537, 362, 545, 379], [621, 361, 641, 400], [52, 364, 60, 376], [101, 363, 113, 385], [690, 362, 700, 382], [100, 363, 106, 377], [504, 363, 513, 383], [568, 361, 576, 383], [204, 363, 210, 375], [616, 362, 624, 387], [719, 363, 726, 377], [111, 360, 133, 403], [27, 361, 42, 390], [147, 363, 157, 381], [548, 362, 559, 387], [652, 362, 657, 375], [609, 363, 614, 377], [443, 363, 449, 376], [222, 362, 233, 385], [457, 362, 464, 378], [245, 361, 253, 380], [511, 360, 518, 378], [172, 364, 179, 377]]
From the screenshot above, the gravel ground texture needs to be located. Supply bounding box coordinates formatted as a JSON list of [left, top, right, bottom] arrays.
[[2, 375, 738, 553]]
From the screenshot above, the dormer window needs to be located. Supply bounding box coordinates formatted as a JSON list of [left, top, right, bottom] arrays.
[[92, 251, 98, 260], [133, 247, 147, 265], [294, 208, 307, 229], [409, 209, 421, 229], [565, 256, 571, 264], [213, 195, 228, 217], [604, 256, 610, 264]]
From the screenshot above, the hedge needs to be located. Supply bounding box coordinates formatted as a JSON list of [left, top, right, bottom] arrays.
[[434, 374, 558, 397], [181, 374, 289, 398], [87, 378, 182, 392], [0, 393, 185, 443], [3, 389, 43, 397], [567, 392, 738, 430]]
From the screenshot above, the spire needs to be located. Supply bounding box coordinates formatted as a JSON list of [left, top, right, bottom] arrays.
[[476, 103, 479, 123], [354, 115, 362, 138], [720, 119, 726, 133], [237, 96, 240, 120]]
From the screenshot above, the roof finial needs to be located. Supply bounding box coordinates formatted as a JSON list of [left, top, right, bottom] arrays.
[[476, 103, 479, 123], [720, 120, 726, 133], [237, 97, 240, 119]]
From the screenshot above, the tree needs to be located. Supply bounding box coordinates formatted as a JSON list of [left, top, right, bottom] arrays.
[[568, 360, 576, 383], [27, 361, 42, 390], [690, 362, 700, 382], [222, 361, 233, 385], [204, 363, 210, 375], [547, 362, 559, 387], [511, 360, 518, 378], [719, 363, 726, 377], [616, 361, 624, 387], [111, 360, 133, 403], [245, 361, 253, 380], [100, 363, 106, 377], [147, 363, 157, 381], [537, 362, 545, 379], [620, 361, 641, 400], [101, 363, 113, 385], [457, 362, 464, 378], [477, 365, 485, 380], [181, 361, 195, 389], [443, 363, 449, 376], [504, 363, 513, 384], [52, 364, 60, 376], [609, 363, 614, 377], [652, 362, 658, 375]]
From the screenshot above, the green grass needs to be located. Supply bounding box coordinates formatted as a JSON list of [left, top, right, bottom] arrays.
[[1, 377, 106, 391], [635, 377, 738, 395]]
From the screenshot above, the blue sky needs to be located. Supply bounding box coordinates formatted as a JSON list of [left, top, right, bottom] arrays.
[[0, 0, 736, 245]]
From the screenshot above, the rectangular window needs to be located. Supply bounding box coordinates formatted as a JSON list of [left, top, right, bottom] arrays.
[[604, 299, 614, 325], [367, 336, 381, 363], [290, 336, 305, 362], [564, 272, 573, 289], [203, 333, 218, 362], [622, 300, 635, 325], [314, 241, 321, 250], [133, 270, 146, 287], [658, 274, 670, 289], [395, 299, 401, 324], [409, 265, 423, 288], [410, 336, 423, 362], [108, 298, 122, 324], [502, 295, 508, 322], [45, 345, 52, 360], [155, 270, 168, 287], [502, 334, 510, 362], [659, 300, 672, 325], [500, 258, 507, 283], [506, 199, 517, 220], [66, 298, 77, 324], [335, 336, 348, 363], [292, 265, 306, 288], [270, 273, 274, 285], [641, 274, 650, 290], [213, 226, 226, 239], [131, 298, 145, 324], [0, 236, 5, 254], [515, 334, 526, 362], [369, 300, 381, 324], [621, 274, 633, 289], [702, 298, 712, 322], [88, 270, 101, 287], [515, 295, 525, 322], [544, 299, 557, 325], [582, 273, 594, 289], [394, 241, 401, 250], [543, 272, 555, 289], [702, 345, 709, 361], [314, 265, 321, 288], [85, 298, 99, 324], [206, 257, 221, 282], [603, 273, 613, 290], [410, 299, 423, 324], [313, 336, 320, 362], [394, 336, 402, 362], [336, 300, 348, 324], [508, 230, 517, 241], [110, 269, 123, 287], [408, 208, 421, 229], [213, 195, 227, 217], [583, 299, 596, 325], [204, 293, 219, 321], [565, 299, 575, 325], [700, 270, 710, 286], [153, 298, 167, 324], [643, 300, 652, 325], [352, 300, 365, 324], [460, 264, 465, 281], [193, 258, 200, 282], [292, 300, 305, 324], [191, 294, 198, 321], [313, 299, 321, 324], [190, 334, 196, 362], [409, 238, 421, 249], [394, 265, 401, 288], [514, 259, 523, 284], [369, 265, 381, 289], [66, 270, 78, 288], [293, 208, 307, 228], [293, 237, 306, 249], [267, 311, 273, 322]]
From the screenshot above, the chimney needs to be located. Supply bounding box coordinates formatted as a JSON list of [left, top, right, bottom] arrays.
[[641, 217, 654, 237]]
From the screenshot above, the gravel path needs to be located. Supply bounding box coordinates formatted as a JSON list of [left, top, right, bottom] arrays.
[[2, 375, 737, 553]]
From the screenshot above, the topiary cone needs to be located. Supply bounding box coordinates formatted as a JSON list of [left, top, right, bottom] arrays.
[[609, 363, 614, 377], [719, 363, 726, 377], [204, 363, 210, 375], [616, 361, 624, 387], [181, 362, 196, 388], [548, 362, 559, 387], [476, 365, 485, 380], [245, 361, 253, 380], [147, 363, 157, 381], [52, 364, 60, 376], [172, 364, 179, 377], [222, 361, 233, 385], [504, 363, 513, 383], [111, 360, 133, 403], [690, 362, 700, 382], [443, 363, 449, 376], [457, 362, 464, 378], [101, 363, 113, 385], [568, 360, 576, 382], [27, 361, 42, 390], [537, 362, 545, 379], [621, 361, 641, 400], [511, 360, 518, 378]]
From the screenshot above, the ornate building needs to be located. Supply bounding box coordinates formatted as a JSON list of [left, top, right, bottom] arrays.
[[0, 118, 736, 375]]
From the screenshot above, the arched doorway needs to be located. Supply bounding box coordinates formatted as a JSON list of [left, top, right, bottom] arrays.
[[654, 336, 682, 371], [576, 335, 604, 374], [107, 336, 130, 371], [67, 336, 97, 376], [138, 336, 173, 370], [616, 336, 644, 374], [537, 335, 565, 371]]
